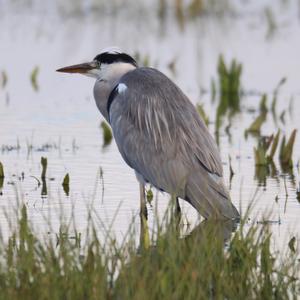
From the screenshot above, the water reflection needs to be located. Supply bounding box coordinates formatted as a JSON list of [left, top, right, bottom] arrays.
[[138, 210, 238, 253]]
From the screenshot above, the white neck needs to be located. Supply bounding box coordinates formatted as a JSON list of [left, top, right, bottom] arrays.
[[99, 62, 136, 82], [93, 62, 137, 122]]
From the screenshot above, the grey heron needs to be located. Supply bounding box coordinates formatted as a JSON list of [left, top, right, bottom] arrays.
[[57, 48, 239, 220]]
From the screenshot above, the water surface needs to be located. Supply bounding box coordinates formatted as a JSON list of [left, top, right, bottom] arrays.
[[0, 0, 299, 248]]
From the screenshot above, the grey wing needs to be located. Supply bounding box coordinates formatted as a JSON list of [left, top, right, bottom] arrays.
[[109, 68, 239, 219]]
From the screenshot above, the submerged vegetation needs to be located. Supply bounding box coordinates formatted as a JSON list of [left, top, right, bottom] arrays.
[[100, 121, 113, 147], [254, 132, 279, 167], [279, 129, 297, 167], [254, 130, 297, 167], [214, 55, 242, 133], [30, 66, 39, 92], [0, 161, 4, 179], [0, 205, 298, 299], [245, 94, 268, 134], [62, 173, 70, 196], [40, 156, 47, 179]]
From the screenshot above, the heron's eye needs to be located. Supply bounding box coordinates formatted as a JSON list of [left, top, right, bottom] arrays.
[[94, 60, 101, 68]]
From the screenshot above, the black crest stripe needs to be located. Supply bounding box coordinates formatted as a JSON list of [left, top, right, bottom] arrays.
[[94, 52, 137, 67], [107, 85, 119, 122]]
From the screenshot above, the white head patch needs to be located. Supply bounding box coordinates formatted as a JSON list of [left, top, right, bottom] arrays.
[[117, 83, 128, 94]]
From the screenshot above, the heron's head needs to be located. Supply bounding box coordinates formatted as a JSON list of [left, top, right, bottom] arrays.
[[56, 48, 138, 80]]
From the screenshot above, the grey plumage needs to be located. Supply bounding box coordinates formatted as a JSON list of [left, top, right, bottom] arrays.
[[57, 49, 239, 220], [109, 68, 238, 219]]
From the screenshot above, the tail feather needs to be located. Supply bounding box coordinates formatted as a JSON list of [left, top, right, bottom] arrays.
[[185, 172, 239, 220]]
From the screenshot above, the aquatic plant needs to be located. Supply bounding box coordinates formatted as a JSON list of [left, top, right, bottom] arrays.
[[271, 77, 286, 122], [62, 173, 70, 196], [267, 130, 280, 161], [245, 94, 269, 135], [259, 93, 268, 114], [254, 131, 280, 166], [279, 110, 286, 124], [100, 121, 113, 146], [40, 157, 47, 179], [228, 155, 234, 180], [279, 129, 297, 167], [254, 129, 297, 184], [218, 55, 242, 111], [264, 6, 277, 38], [215, 55, 242, 132], [246, 112, 267, 134], [254, 141, 269, 166], [146, 188, 154, 204], [0, 162, 4, 178], [30, 66, 39, 91], [210, 78, 216, 102], [0, 204, 298, 299]]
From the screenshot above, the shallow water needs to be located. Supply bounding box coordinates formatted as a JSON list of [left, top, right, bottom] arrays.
[[0, 0, 299, 248]]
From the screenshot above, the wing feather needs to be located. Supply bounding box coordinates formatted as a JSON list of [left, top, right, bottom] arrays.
[[109, 68, 238, 218]]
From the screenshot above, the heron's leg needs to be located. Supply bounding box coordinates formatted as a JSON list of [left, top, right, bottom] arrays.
[[138, 208, 150, 252], [139, 183, 148, 219]]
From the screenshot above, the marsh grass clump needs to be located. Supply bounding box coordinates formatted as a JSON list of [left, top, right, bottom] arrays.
[[30, 66, 39, 91], [246, 94, 269, 135], [254, 130, 281, 167], [0, 205, 109, 300], [215, 55, 242, 132], [62, 173, 70, 196], [254, 132, 280, 184], [100, 121, 113, 147], [246, 113, 267, 134], [254, 129, 297, 184], [0, 161, 4, 179], [40, 157, 47, 179], [218, 55, 242, 111], [259, 93, 268, 114], [271, 77, 287, 122], [279, 129, 297, 168], [0, 204, 299, 299], [40, 157, 48, 197]]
